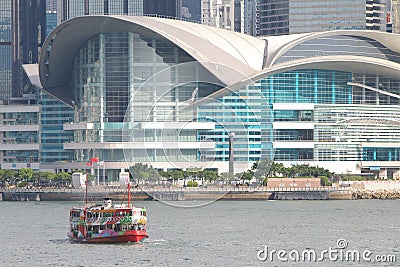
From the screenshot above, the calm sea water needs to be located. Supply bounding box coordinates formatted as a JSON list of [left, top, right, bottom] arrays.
[[0, 200, 399, 266]]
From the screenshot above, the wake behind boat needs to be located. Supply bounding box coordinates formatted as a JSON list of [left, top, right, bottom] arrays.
[[67, 172, 148, 243]]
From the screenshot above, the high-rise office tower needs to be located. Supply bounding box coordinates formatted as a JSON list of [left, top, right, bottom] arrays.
[[58, 0, 143, 23], [201, 0, 235, 31], [201, 0, 257, 35], [144, 0, 182, 18], [255, 0, 389, 36], [58, 0, 182, 23], [13, 0, 46, 97], [243, 0, 257, 35], [390, 0, 400, 33], [0, 1, 12, 100], [0, 0, 46, 100], [46, 0, 57, 11], [46, 0, 57, 35], [182, 0, 201, 22]]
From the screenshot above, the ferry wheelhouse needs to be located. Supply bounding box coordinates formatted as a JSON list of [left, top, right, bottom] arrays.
[[68, 198, 148, 243]]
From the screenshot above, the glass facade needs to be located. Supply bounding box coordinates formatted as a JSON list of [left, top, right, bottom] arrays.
[[257, 0, 387, 36], [46, 11, 57, 36], [69, 31, 221, 167], [39, 91, 74, 163], [144, 0, 181, 17], [250, 69, 400, 162], [193, 67, 400, 164], [0, 0, 12, 100], [60, 0, 143, 22], [198, 87, 266, 162], [261, 70, 353, 104], [0, 105, 40, 164]]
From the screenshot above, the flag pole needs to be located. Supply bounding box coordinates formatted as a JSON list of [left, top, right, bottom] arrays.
[[85, 174, 88, 205], [127, 180, 131, 208]]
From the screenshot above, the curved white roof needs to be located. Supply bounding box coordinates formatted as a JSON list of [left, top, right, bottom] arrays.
[[39, 15, 266, 104], [34, 15, 400, 105], [120, 16, 266, 71], [262, 30, 400, 67]]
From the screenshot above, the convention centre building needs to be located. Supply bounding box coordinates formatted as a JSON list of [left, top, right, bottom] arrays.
[[24, 15, 400, 179]]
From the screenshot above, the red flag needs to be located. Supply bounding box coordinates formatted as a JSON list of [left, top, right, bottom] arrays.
[[90, 157, 99, 163], [86, 162, 92, 166]]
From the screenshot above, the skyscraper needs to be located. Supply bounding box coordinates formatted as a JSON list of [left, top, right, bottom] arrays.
[[46, 0, 57, 36], [201, 0, 259, 35], [144, 0, 182, 17], [255, 0, 389, 36], [390, 0, 400, 33], [58, 0, 182, 23], [0, 1, 12, 100], [182, 0, 201, 22], [0, 0, 46, 100], [58, 0, 143, 23], [13, 0, 46, 97], [201, 0, 235, 31]]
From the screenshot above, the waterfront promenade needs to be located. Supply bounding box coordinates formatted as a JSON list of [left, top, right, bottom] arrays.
[[0, 186, 354, 201]]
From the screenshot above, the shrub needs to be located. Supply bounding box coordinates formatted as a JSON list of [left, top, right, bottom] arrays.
[[17, 181, 27, 187], [186, 181, 198, 187]]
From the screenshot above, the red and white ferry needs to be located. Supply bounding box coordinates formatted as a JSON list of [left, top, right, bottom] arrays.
[[67, 173, 148, 243]]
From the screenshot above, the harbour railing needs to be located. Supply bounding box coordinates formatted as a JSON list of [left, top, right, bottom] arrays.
[[0, 186, 351, 193]]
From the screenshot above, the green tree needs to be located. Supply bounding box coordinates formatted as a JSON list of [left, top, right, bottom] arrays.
[[170, 170, 184, 181], [139, 171, 150, 181], [129, 163, 159, 183], [41, 171, 56, 182], [252, 160, 273, 179], [219, 172, 235, 185], [0, 169, 6, 182], [32, 171, 41, 183], [203, 171, 218, 183], [18, 168, 34, 181], [241, 170, 254, 182], [320, 176, 332, 186], [56, 172, 72, 186], [158, 171, 171, 179]]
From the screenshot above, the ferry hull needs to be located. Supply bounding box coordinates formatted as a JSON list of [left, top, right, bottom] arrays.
[[68, 230, 148, 243]]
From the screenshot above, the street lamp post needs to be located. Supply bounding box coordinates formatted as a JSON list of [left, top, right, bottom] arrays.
[[229, 132, 235, 174]]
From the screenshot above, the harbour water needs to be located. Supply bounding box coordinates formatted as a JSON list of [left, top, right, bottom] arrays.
[[0, 200, 399, 266]]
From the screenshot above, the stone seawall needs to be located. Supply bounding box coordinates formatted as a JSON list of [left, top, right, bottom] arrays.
[[2, 188, 400, 201], [352, 189, 400, 199]]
